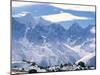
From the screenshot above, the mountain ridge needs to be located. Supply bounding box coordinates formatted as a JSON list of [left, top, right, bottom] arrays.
[[12, 12, 95, 67]]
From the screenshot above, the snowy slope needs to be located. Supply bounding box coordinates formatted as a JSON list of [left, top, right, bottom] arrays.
[[12, 38, 80, 67], [76, 53, 96, 67]]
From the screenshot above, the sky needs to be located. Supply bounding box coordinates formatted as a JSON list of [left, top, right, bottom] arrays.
[[12, 1, 39, 7], [12, 1, 96, 29], [13, 0, 95, 5], [12, 1, 95, 11]]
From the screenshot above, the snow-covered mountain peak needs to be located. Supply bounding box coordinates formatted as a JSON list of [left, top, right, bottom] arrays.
[[13, 12, 38, 29], [13, 12, 31, 17], [68, 22, 83, 34], [70, 22, 82, 29]]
